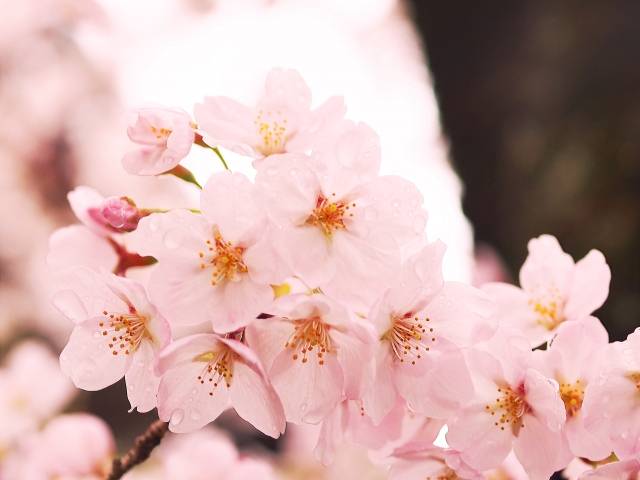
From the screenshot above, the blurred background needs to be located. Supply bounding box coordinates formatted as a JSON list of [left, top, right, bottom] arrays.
[[0, 0, 637, 478]]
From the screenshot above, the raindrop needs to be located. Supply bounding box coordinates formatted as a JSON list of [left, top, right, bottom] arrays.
[[289, 168, 297, 176], [364, 151, 371, 158], [300, 404, 308, 411], [170, 409, 185, 425], [192, 389, 198, 395], [266, 167, 278, 176], [190, 409, 202, 421], [364, 207, 378, 221], [148, 215, 162, 232], [392, 210, 400, 218], [128, 384, 135, 391], [410, 196, 419, 206], [93, 332, 101, 338], [392, 199, 401, 208], [291, 156, 299, 163], [622, 348, 633, 355], [438, 294, 446, 300]]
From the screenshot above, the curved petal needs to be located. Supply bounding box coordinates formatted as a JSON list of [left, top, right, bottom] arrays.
[[125, 339, 161, 413], [513, 413, 563, 480], [47, 225, 118, 273], [564, 250, 611, 319]]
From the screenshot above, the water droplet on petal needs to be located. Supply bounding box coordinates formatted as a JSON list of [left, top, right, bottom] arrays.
[[392, 210, 400, 218], [438, 294, 446, 300], [272, 424, 277, 431], [622, 348, 633, 355], [602, 393, 611, 402], [190, 409, 202, 421], [314, 152, 323, 160], [170, 409, 185, 425], [392, 199, 401, 208], [148, 215, 162, 232], [192, 389, 198, 395], [289, 168, 297, 175], [128, 384, 135, 391], [163, 229, 184, 249], [364, 207, 378, 220], [410, 196, 419, 206], [266, 167, 278, 176], [364, 151, 371, 158], [93, 331, 101, 338], [300, 404, 308, 411]]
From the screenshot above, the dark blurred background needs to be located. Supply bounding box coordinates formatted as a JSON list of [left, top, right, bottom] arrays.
[[410, 0, 640, 342]]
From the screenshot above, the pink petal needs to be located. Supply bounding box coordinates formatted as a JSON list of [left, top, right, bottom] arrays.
[[194, 96, 257, 155], [261, 68, 312, 116], [564, 413, 613, 462], [124, 339, 161, 413], [121, 145, 168, 176], [244, 317, 295, 373], [47, 225, 118, 273], [308, 121, 381, 201], [513, 413, 563, 480], [362, 345, 399, 425], [523, 368, 566, 431], [331, 326, 376, 400], [314, 401, 346, 466], [270, 348, 344, 424], [200, 171, 268, 247], [564, 250, 611, 319], [67, 186, 112, 235], [229, 360, 286, 438], [519, 234, 575, 292], [288, 95, 347, 153], [60, 318, 132, 390]]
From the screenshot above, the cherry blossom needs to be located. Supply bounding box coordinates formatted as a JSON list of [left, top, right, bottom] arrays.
[[582, 327, 640, 460], [0, 340, 76, 452], [253, 122, 428, 310], [123, 427, 281, 480], [53, 267, 171, 412], [132, 170, 288, 332], [0, 414, 114, 480], [154, 333, 285, 437], [121, 105, 195, 176], [194, 68, 346, 162], [446, 324, 566, 480], [533, 316, 613, 466], [245, 293, 377, 425], [386, 444, 486, 480], [363, 241, 495, 424], [482, 234, 611, 347]]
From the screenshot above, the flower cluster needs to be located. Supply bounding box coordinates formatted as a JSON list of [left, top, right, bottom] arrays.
[[48, 68, 639, 480]]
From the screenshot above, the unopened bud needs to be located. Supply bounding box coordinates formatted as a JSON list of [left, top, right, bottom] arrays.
[[101, 196, 140, 232]]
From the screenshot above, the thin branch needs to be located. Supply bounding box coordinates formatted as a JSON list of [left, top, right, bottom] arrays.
[[105, 419, 169, 480]]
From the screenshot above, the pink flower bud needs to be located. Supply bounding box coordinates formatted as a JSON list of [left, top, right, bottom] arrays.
[[101, 196, 140, 231]]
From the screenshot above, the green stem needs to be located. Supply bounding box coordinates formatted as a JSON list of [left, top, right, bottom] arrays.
[[163, 165, 202, 189], [213, 147, 229, 170]]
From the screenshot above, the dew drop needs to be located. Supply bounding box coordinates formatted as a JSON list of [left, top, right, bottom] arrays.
[[188, 397, 193, 402], [413, 215, 427, 233], [272, 424, 277, 431], [392, 199, 401, 208], [289, 168, 297, 176], [266, 167, 278, 176], [410, 196, 419, 206], [405, 186, 412, 193], [128, 384, 135, 391], [622, 348, 634, 355], [314, 152, 323, 160], [291, 156, 299, 163], [392, 210, 400, 218], [163, 229, 183, 249], [400, 282, 406, 288], [170, 409, 185, 425], [192, 388, 198, 395], [364, 151, 371, 158], [602, 393, 611, 402], [438, 294, 446, 300], [190, 409, 202, 421], [300, 404, 308, 411], [364, 207, 378, 220], [93, 331, 101, 338], [148, 215, 162, 232]]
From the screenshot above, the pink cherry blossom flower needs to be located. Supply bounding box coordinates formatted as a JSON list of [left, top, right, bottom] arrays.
[[0, 340, 76, 452], [0, 413, 114, 480], [121, 105, 195, 176], [132, 171, 288, 332], [446, 324, 566, 480], [577, 458, 640, 479], [154, 333, 286, 438], [532, 316, 613, 466], [582, 327, 640, 460], [386, 444, 486, 480], [194, 68, 346, 161], [124, 426, 280, 480], [53, 267, 171, 412], [244, 293, 377, 425], [253, 122, 428, 310], [482, 234, 611, 347], [101, 196, 141, 232], [363, 241, 495, 424]]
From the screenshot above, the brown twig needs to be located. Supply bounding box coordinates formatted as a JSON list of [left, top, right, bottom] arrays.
[[105, 419, 169, 480]]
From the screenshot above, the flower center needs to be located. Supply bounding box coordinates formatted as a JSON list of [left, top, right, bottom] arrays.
[[485, 386, 527, 432], [195, 347, 235, 392], [99, 307, 148, 356], [254, 109, 288, 156], [305, 195, 355, 237], [199, 234, 248, 286], [559, 380, 585, 417], [151, 125, 172, 140], [284, 317, 332, 365], [426, 469, 460, 480], [627, 372, 640, 390], [528, 282, 565, 330], [383, 313, 435, 365]]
